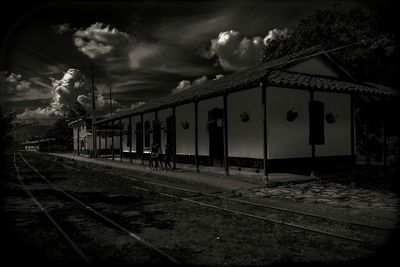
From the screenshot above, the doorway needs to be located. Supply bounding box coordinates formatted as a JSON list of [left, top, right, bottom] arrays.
[[208, 108, 224, 166]]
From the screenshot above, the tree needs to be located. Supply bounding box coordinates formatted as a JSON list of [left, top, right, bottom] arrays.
[[0, 107, 16, 155], [44, 101, 87, 151], [262, 4, 399, 88]]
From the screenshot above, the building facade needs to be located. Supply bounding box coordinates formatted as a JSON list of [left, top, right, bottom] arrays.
[[72, 48, 398, 175]]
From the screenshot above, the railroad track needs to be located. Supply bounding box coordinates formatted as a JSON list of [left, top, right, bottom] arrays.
[[46, 153, 394, 248], [13, 152, 180, 264]]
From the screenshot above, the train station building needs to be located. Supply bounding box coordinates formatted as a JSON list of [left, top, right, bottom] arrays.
[[69, 46, 398, 176]]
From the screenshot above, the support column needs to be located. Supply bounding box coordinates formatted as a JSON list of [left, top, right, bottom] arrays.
[[92, 125, 97, 158], [77, 124, 80, 156], [172, 106, 176, 170], [98, 126, 102, 158], [129, 117, 132, 163], [350, 95, 356, 165], [195, 101, 199, 172], [310, 91, 316, 177], [350, 94, 357, 176], [91, 65, 97, 158], [223, 94, 229, 176], [119, 119, 123, 162], [365, 123, 370, 166], [382, 103, 387, 168], [105, 122, 108, 159], [112, 120, 115, 160], [141, 114, 144, 164], [262, 82, 269, 183]]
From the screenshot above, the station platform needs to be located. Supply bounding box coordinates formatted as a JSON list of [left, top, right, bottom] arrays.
[[49, 153, 316, 192]]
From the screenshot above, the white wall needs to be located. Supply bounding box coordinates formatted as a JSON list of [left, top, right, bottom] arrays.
[[158, 108, 173, 153], [287, 56, 340, 77], [228, 88, 263, 158], [267, 86, 310, 159], [314, 92, 351, 156], [198, 96, 223, 156], [176, 103, 195, 155], [86, 135, 92, 150], [73, 127, 77, 150]]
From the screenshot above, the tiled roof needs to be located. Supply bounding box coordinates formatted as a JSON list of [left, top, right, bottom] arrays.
[[96, 46, 398, 124], [268, 70, 398, 96]]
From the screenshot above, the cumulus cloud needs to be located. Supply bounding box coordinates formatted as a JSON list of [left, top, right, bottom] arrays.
[[130, 101, 146, 109], [114, 101, 146, 114], [172, 80, 191, 94], [16, 107, 60, 122], [76, 94, 92, 108], [192, 75, 208, 85], [14, 68, 128, 122], [50, 69, 88, 110], [202, 29, 288, 71], [73, 22, 130, 59], [171, 74, 222, 94], [263, 28, 289, 45], [1, 72, 32, 92], [213, 74, 224, 80], [52, 23, 76, 35], [16, 69, 88, 122], [202, 30, 264, 71]]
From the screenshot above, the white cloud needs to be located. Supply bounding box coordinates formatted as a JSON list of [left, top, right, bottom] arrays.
[[14, 68, 127, 122], [77, 89, 122, 117], [202, 30, 264, 71], [130, 101, 146, 109], [171, 75, 215, 94], [76, 94, 92, 108], [52, 23, 76, 35], [16, 107, 60, 122], [202, 29, 288, 71], [1, 72, 32, 92], [128, 43, 160, 69], [114, 101, 146, 114], [171, 80, 191, 94], [192, 75, 208, 85], [16, 69, 88, 122], [73, 22, 130, 59], [213, 74, 224, 80], [263, 28, 289, 45], [50, 69, 88, 110]]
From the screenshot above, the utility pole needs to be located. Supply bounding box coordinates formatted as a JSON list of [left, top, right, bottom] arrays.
[[91, 64, 97, 158]]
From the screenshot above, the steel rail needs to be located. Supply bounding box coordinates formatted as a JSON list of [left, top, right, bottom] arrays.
[[128, 185, 374, 245], [118, 173, 392, 231], [13, 153, 91, 263], [51, 155, 393, 232], [18, 152, 180, 265]]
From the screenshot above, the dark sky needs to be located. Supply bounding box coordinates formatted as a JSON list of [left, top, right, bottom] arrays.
[[0, 0, 389, 124]]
